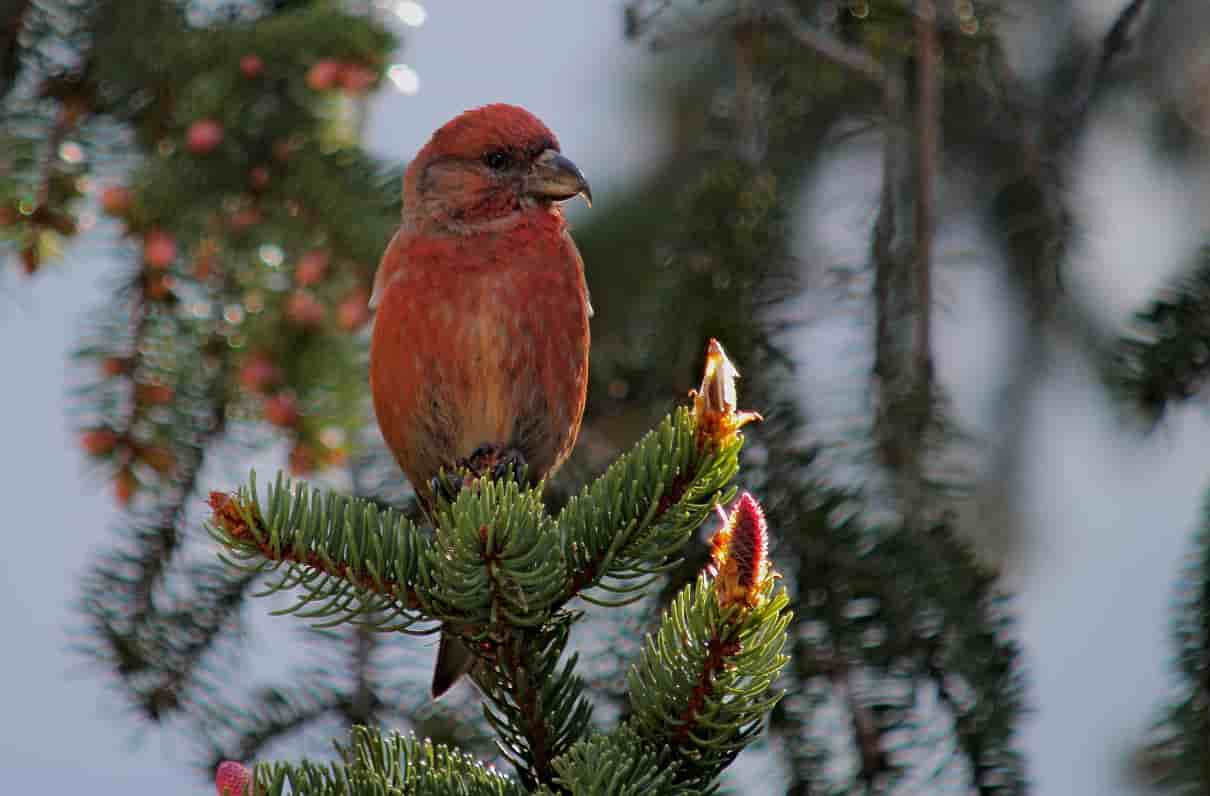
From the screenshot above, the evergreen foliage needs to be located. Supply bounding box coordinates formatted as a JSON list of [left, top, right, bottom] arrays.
[[16, 0, 1175, 792], [251, 727, 527, 796], [203, 358, 792, 792], [627, 572, 790, 789], [17, 0, 440, 773], [1139, 494, 1210, 792], [1112, 247, 1210, 422]]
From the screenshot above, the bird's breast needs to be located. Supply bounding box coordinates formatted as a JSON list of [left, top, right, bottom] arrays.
[[370, 214, 590, 489]]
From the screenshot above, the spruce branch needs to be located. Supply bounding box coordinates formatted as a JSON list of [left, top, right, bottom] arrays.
[[208, 473, 430, 633], [1139, 490, 1210, 791], [551, 724, 693, 796], [426, 482, 589, 787], [207, 342, 756, 633], [627, 494, 790, 790], [765, 474, 1026, 793], [203, 678, 349, 771], [900, 523, 1025, 794], [557, 340, 756, 608], [199, 339, 793, 792], [77, 318, 239, 722], [427, 479, 564, 629], [1110, 247, 1210, 421], [218, 486, 792, 794], [80, 527, 245, 727], [198, 619, 485, 776], [1201, 543, 1210, 792], [556, 406, 739, 606], [475, 619, 593, 788], [248, 726, 526, 796]]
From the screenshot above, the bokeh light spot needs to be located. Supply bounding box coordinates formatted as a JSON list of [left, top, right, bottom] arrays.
[[387, 64, 420, 95]]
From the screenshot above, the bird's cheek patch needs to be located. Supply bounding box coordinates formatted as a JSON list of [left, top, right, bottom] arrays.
[[420, 159, 486, 200]]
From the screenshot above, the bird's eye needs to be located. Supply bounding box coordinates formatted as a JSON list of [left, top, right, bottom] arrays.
[[483, 150, 512, 170]]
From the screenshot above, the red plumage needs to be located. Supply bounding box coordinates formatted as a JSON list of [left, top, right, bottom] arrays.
[[371, 210, 588, 503], [413, 103, 560, 173], [369, 104, 592, 696]]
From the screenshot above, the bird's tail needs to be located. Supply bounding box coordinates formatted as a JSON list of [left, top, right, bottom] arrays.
[[431, 630, 476, 699]]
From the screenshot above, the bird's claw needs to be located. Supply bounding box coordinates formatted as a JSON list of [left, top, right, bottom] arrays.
[[436, 444, 529, 503], [491, 447, 527, 483], [430, 471, 464, 505], [462, 443, 502, 474]]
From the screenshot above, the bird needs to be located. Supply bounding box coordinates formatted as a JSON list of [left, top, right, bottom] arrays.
[[368, 104, 592, 698]]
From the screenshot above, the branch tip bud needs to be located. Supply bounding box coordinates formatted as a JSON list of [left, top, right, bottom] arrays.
[[208, 491, 254, 539], [691, 338, 761, 449]]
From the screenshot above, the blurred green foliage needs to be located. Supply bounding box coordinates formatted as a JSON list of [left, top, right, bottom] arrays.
[[13, 0, 1210, 792]]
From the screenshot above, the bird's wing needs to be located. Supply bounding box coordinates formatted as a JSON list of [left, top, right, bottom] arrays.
[[369, 228, 407, 310], [563, 226, 593, 319]]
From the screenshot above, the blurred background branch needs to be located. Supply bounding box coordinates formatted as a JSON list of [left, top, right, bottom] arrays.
[[7, 0, 1210, 793]]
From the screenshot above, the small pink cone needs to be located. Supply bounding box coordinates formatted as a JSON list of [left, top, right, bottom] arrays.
[[215, 761, 251, 796], [708, 491, 773, 609]]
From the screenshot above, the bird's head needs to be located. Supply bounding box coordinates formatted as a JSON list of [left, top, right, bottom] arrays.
[[403, 104, 592, 232]]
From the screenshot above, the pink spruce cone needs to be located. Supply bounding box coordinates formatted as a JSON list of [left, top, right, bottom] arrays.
[[215, 761, 251, 796]]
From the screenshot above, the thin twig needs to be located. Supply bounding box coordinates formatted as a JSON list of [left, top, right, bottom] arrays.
[[347, 623, 378, 726], [1067, 0, 1149, 125], [775, 2, 885, 85], [868, 0, 940, 516], [913, 0, 938, 389], [1098, 0, 1149, 78], [733, 13, 759, 164], [834, 663, 890, 787], [36, 101, 72, 205], [623, 0, 672, 40], [871, 69, 909, 479], [872, 74, 904, 383]]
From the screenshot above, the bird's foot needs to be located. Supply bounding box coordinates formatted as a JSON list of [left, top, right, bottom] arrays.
[[461, 443, 502, 475], [430, 471, 464, 505], [491, 446, 528, 484], [447, 444, 529, 490]]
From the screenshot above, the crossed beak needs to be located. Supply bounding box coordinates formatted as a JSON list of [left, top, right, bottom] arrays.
[[525, 149, 592, 208]]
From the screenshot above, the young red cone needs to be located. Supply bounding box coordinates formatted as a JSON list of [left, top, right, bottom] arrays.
[[215, 761, 251, 796], [708, 491, 775, 610]]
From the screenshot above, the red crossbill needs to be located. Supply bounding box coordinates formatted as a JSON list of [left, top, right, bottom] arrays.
[[369, 104, 592, 698]]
